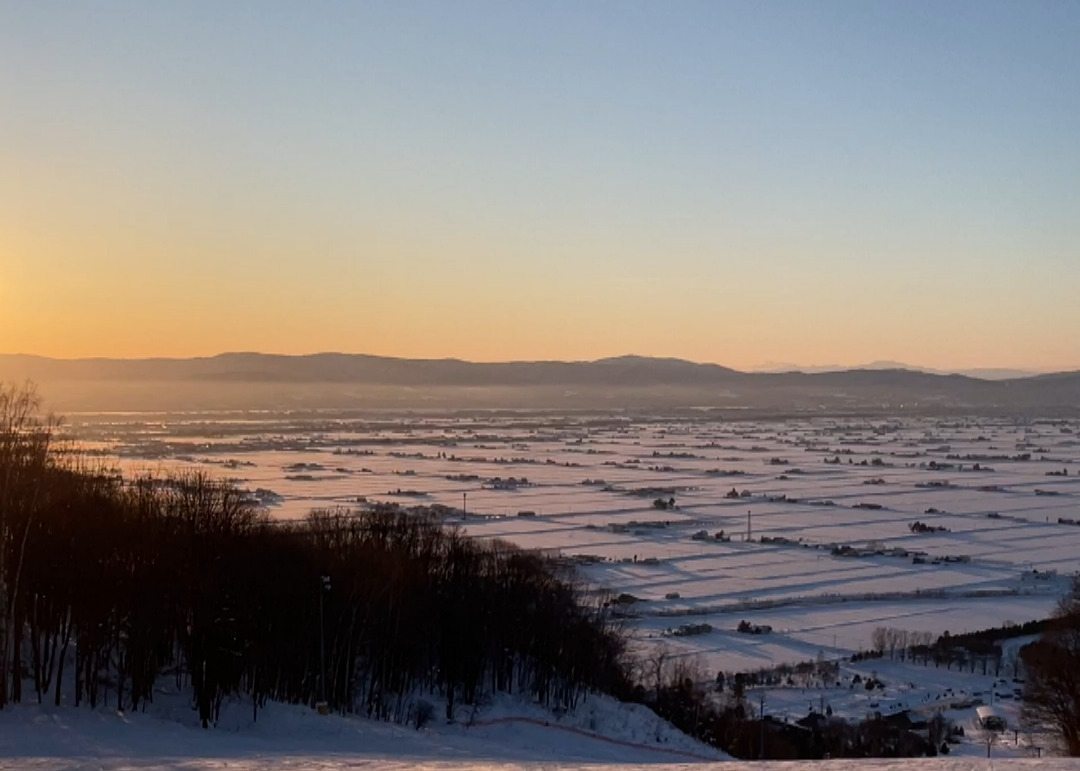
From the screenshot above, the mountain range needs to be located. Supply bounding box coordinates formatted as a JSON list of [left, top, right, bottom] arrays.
[[1, 353, 1078, 415]]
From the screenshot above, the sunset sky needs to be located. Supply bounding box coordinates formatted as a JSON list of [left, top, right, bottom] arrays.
[[2, 1, 1078, 371]]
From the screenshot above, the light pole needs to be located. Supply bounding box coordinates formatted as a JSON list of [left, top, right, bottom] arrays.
[[318, 574, 331, 712]]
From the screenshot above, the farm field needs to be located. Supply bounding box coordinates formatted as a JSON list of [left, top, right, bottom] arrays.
[[70, 412, 1080, 691]]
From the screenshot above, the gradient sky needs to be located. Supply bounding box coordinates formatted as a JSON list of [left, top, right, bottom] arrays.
[[2, 1, 1078, 370]]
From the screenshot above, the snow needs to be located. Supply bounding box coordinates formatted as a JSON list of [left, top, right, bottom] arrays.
[[31, 414, 1080, 769], [1, 699, 1077, 770], [2, 693, 1077, 770], [71, 415, 1080, 676], [631, 596, 1057, 673], [0, 691, 727, 769]]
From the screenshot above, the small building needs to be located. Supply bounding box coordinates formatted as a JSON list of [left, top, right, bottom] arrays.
[[976, 705, 1007, 731]]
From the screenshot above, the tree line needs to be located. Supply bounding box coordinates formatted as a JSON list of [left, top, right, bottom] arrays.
[[641, 656, 946, 760], [0, 383, 630, 725]]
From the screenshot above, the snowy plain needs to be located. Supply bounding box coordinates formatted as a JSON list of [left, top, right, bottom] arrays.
[[78, 413, 1080, 669], [25, 413, 1080, 767]]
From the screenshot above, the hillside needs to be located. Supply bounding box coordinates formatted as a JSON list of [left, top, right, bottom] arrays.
[[0, 693, 728, 769], [0, 698, 1072, 770]]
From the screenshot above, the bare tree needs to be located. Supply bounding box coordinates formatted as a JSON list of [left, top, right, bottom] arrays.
[[927, 712, 950, 749], [871, 626, 888, 656], [647, 645, 671, 702], [981, 724, 997, 758], [0, 387, 634, 721], [896, 630, 909, 661], [0, 382, 57, 706], [1020, 578, 1080, 755]]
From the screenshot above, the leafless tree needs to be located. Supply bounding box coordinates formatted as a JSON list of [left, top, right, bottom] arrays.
[[0, 382, 57, 706], [0, 385, 633, 723], [1020, 578, 1080, 755], [871, 626, 887, 656]]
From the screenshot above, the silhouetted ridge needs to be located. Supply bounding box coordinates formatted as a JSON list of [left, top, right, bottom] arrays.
[[2, 353, 1079, 413]]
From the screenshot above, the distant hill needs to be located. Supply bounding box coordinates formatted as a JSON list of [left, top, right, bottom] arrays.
[[753, 361, 1041, 380], [0, 353, 743, 388], [1, 353, 1078, 415]]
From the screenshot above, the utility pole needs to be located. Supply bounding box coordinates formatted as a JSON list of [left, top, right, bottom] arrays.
[[318, 574, 331, 712], [747, 510, 752, 542], [463, 492, 467, 521]]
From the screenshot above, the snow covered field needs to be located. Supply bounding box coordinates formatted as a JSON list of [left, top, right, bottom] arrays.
[[631, 595, 1057, 673], [44, 413, 1080, 764], [75, 413, 1080, 667]]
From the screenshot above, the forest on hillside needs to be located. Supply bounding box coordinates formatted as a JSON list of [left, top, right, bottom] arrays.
[[0, 384, 629, 726]]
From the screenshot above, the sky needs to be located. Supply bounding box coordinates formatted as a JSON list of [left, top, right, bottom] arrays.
[[2, 1, 1078, 371]]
